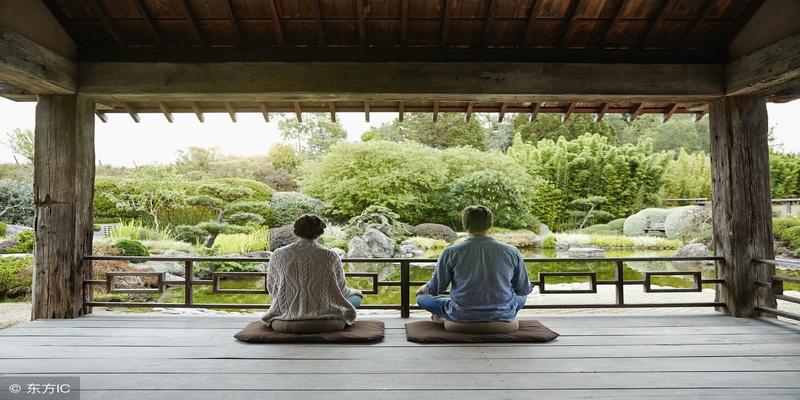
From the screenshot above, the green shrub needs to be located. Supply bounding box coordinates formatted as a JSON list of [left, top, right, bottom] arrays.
[[606, 218, 627, 231], [194, 261, 259, 279], [542, 235, 557, 249], [5, 230, 34, 253], [112, 239, 150, 257], [107, 220, 175, 241], [0, 221, 6, 237], [204, 178, 275, 202], [774, 218, 800, 239], [493, 230, 540, 247], [93, 177, 142, 220], [0, 179, 34, 226], [448, 170, 538, 229], [140, 240, 198, 255], [407, 236, 448, 251], [319, 225, 349, 251], [779, 225, 800, 251], [213, 229, 269, 255], [412, 223, 458, 243], [0, 256, 32, 299], [269, 192, 326, 227]]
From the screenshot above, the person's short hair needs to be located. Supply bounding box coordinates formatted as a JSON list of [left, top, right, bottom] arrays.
[[462, 205, 493, 233], [293, 214, 326, 240]]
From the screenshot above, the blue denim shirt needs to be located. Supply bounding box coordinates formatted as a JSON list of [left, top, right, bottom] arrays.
[[425, 236, 533, 322]]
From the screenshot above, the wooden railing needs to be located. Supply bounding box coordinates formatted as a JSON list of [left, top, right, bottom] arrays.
[[83, 255, 725, 318], [753, 258, 800, 321]]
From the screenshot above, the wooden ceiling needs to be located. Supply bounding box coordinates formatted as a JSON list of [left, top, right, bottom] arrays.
[[37, 0, 766, 122]]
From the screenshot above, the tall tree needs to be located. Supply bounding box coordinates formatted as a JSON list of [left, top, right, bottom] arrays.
[[612, 114, 710, 153], [3, 128, 35, 163], [278, 114, 347, 156], [362, 113, 490, 150], [508, 113, 617, 144]]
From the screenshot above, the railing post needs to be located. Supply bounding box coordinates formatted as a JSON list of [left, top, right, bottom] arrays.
[[615, 261, 625, 305], [400, 260, 410, 318], [185, 260, 193, 306]]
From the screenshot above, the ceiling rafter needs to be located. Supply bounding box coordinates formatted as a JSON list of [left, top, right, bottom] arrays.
[[662, 103, 679, 123], [157, 102, 173, 122], [600, 0, 629, 47], [356, 0, 367, 47], [313, 0, 327, 46], [638, 0, 669, 49], [626, 102, 644, 124], [401, 0, 409, 46], [441, 0, 453, 47], [224, 101, 237, 122], [559, 0, 582, 48], [123, 102, 139, 123], [260, 103, 270, 122], [595, 102, 609, 122], [178, 0, 206, 46], [481, 0, 498, 47], [222, 0, 244, 46], [522, 0, 543, 47], [433, 101, 440, 122], [191, 102, 204, 122], [680, 0, 715, 48], [294, 102, 303, 122], [84, 0, 126, 47], [530, 102, 540, 122], [131, 0, 161, 46], [268, 0, 285, 46]]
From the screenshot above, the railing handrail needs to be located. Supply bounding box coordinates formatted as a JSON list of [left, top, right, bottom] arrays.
[[751, 258, 800, 322], [84, 255, 724, 263]]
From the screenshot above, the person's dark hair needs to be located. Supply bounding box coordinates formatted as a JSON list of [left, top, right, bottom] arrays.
[[462, 205, 493, 233], [293, 214, 327, 240]]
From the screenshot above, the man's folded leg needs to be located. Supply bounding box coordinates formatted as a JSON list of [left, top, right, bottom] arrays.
[[416, 294, 450, 318]]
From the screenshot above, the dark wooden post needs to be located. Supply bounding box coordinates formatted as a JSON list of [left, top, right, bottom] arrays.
[[709, 95, 776, 317], [32, 94, 95, 319]]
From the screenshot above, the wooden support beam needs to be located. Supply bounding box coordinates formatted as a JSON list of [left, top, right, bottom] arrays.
[[157, 102, 173, 123], [498, 102, 507, 122], [222, 0, 244, 46], [626, 103, 644, 124], [355, 0, 367, 46], [79, 62, 724, 102], [522, 0, 542, 47], [680, 0, 714, 48], [224, 101, 237, 122], [0, 26, 76, 94], [268, 0, 285, 46], [132, 0, 161, 46], [559, 0, 581, 48], [294, 102, 302, 122], [441, 0, 452, 47], [329, 102, 336, 122], [465, 102, 474, 122], [726, 32, 800, 97], [562, 102, 575, 122], [530, 102, 540, 122], [600, 0, 628, 47], [33, 94, 95, 319], [313, 0, 326, 46], [259, 103, 270, 122], [398, 101, 404, 122], [709, 95, 775, 317], [595, 102, 609, 123], [122, 102, 139, 123], [662, 103, 679, 123], [364, 101, 370, 122], [694, 110, 706, 122], [432, 101, 439, 122], [95, 111, 108, 123], [400, 0, 409, 46], [84, 0, 126, 47], [482, 0, 498, 47], [191, 102, 204, 122], [178, 0, 205, 46]]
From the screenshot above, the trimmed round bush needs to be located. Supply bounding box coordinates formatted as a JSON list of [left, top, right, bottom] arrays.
[[623, 208, 672, 236], [412, 223, 458, 243], [0, 256, 32, 300], [268, 224, 296, 251], [206, 178, 275, 202], [606, 218, 626, 231], [112, 239, 150, 258], [269, 192, 326, 227], [664, 206, 712, 241]]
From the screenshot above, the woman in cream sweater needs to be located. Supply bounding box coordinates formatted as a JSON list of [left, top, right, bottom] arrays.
[[262, 214, 363, 330]]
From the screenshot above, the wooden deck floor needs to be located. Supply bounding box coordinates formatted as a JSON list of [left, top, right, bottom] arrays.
[[1, 312, 799, 399]]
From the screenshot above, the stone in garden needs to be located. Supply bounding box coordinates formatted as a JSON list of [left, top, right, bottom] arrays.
[[538, 223, 553, 237], [0, 239, 17, 253], [268, 225, 297, 251], [567, 247, 605, 258], [347, 237, 371, 258], [555, 240, 570, 250], [664, 206, 712, 241], [4, 224, 32, 239], [398, 242, 424, 258], [412, 223, 458, 243], [164, 272, 184, 282], [142, 261, 185, 276], [623, 208, 673, 236], [330, 247, 346, 258], [673, 243, 709, 258], [363, 227, 396, 258], [243, 251, 271, 259]]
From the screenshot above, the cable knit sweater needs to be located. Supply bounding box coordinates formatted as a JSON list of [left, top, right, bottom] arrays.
[[262, 239, 358, 326]]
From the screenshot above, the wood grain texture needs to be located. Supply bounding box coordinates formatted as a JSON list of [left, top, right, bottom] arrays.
[[32, 94, 94, 319], [726, 32, 800, 96], [709, 95, 775, 317], [0, 26, 76, 93]]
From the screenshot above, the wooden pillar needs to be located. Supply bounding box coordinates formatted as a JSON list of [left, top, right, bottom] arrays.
[[32, 94, 95, 319], [709, 95, 775, 317]]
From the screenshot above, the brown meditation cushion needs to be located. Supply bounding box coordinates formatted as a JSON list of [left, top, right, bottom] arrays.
[[444, 319, 520, 334], [271, 319, 346, 334], [235, 320, 384, 343], [406, 319, 559, 343]]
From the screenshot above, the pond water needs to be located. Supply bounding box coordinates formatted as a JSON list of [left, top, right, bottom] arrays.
[[155, 248, 734, 308]]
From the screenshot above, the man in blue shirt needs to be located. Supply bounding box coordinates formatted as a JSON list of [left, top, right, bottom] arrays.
[[416, 205, 533, 322]]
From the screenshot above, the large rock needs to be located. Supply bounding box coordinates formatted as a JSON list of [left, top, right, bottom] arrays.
[[4, 224, 32, 239], [673, 243, 709, 258], [347, 237, 371, 258], [664, 206, 712, 241], [623, 208, 673, 236], [268, 225, 297, 251], [0, 239, 17, 254], [567, 247, 605, 258], [142, 261, 185, 277], [363, 228, 395, 258], [397, 242, 424, 258], [330, 247, 347, 258]]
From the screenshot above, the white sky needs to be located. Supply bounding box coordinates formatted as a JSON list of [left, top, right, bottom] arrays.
[[0, 97, 798, 167]]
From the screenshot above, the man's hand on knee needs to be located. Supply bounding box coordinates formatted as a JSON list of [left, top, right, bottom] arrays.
[[415, 285, 429, 296]]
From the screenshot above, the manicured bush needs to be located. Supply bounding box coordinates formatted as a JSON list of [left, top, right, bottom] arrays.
[[268, 225, 296, 251], [406, 236, 448, 251], [0, 256, 32, 299], [203, 178, 275, 202], [5, 230, 34, 253], [606, 218, 627, 231], [412, 223, 458, 243], [448, 170, 538, 229], [112, 239, 150, 257], [664, 206, 712, 241], [541, 235, 557, 249], [319, 225, 349, 251], [269, 192, 326, 227]]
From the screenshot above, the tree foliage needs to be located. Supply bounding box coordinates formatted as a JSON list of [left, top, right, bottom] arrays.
[[0, 179, 33, 226], [508, 114, 617, 144], [612, 114, 710, 153], [362, 113, 490, 150], [278, 114, 347, 156], [661, 150, 712, 199], [3, 128, 34, 163], [103, 178, 184, 232]]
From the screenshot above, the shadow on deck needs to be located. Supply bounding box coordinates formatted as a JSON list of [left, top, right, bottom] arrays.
[[1, 312, 799, 399]]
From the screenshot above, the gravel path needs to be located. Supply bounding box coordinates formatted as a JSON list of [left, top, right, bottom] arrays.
[[0, 302, 31, 329]]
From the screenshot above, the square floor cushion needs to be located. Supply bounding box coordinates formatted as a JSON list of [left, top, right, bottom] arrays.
[[235, 320, 385, 343], [406, 319, 559, 343]]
